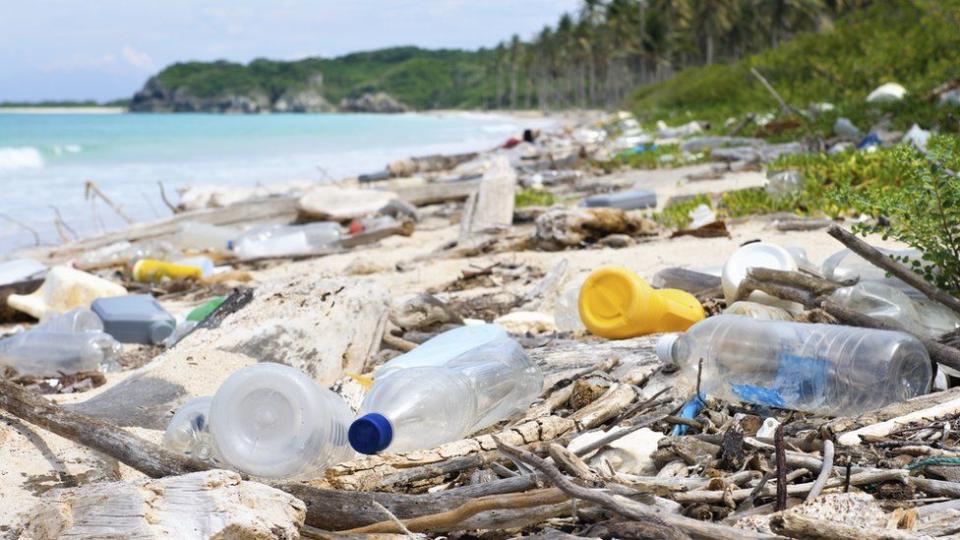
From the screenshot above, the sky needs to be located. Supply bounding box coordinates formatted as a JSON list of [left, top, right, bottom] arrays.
[[0, 0, 581, 102]]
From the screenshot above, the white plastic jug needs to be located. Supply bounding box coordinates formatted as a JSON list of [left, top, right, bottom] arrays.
[[7, 266, 126, 320]]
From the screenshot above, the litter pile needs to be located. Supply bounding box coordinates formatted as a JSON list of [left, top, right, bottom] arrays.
[[3, 109, 960, 539]]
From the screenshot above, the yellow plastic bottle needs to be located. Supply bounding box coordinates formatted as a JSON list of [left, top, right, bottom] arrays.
[[132, 259, 202, 283], [578, 266, 705, 339]]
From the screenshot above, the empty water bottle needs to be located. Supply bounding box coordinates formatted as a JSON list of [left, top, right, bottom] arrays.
[[232, 222, 342, 259], [829, 281, 960, 339], [656, 315, 931, 416], [176, 222, 239, 255], [206, 363, 355, 478], [374, 323, 508, 379], [554, 278, 588, 333], [821, 248, 924, 297], [0, 309, 121, 377], [350, 336, 543, 454], [162, 396, 222, 465]]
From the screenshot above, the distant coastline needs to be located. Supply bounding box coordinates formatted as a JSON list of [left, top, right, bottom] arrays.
[[0, 106, 126, 114]]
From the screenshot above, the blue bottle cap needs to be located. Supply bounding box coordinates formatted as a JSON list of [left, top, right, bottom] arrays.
[[349, 413, 393, 455]]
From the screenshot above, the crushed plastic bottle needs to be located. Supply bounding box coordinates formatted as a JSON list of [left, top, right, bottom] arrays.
[[765, 170, 803, 198], [723, 301, 793, 321], [657, 315, 931, 416], [7, 266, 127, 320], [162, 396, 222, 465], [374, 323, 508, 380], [821, 247, 925, 297], [206, 363, 355, 478], [350, 336, 543, 454], [232, 222, 342, 259], [687, 204, 716, 229], [77, 240, 177, 268], [0, 309, 121, 377], [578, 266, 704, 339], [829, 281, 960, 340]]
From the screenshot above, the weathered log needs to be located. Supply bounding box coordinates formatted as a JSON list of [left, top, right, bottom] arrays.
[[827, 225, 960, 316], [770, 512, 922, 540]]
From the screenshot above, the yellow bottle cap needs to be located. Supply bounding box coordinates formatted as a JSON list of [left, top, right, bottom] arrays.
[[579, 266, 649, 339]]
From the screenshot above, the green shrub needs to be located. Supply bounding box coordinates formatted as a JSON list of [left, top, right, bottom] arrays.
[[515, 188, 557, 208], [828, 135, 960, 293]]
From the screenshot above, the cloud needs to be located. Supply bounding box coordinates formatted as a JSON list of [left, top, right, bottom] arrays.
[[121, 45, 155, 71]]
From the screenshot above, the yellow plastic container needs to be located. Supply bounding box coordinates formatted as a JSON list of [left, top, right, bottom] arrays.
[[133, 259, 202, 283], [578, 266, 705, 339]]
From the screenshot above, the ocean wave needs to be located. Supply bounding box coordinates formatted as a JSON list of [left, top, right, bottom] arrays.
[[51, 144, 82, 155], [0, 147, 44, 171]]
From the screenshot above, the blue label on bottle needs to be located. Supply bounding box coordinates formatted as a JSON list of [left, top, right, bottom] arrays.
[[731, 354, 828, 409]]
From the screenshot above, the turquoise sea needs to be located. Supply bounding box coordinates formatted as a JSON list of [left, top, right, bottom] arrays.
[[0, 112, 543, 254]]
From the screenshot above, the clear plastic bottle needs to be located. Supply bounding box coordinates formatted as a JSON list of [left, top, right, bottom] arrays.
[[821, 248, 924, 297], [176, 222, 238, 255], [349, 336, 543, 454], [37, 308, 105, 333], [232, 222, 342, 259], [162, 396, 222, 465], [829, 281, 960, 340], [554, 280, 587, 333], [0, 327, 121, 377], [656, 315, 931, 416], [373, 323, 508, 379], [207, 363, 355, 479]]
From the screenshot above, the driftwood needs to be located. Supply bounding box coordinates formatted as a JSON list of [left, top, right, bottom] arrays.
[[770, 513, 921, 540], [459, 155, 516, 244], [827, 225, 960, 316], [393, 179, 481, 206]]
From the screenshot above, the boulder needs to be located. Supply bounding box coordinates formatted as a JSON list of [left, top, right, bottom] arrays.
[[339, 92, 409, 113], [273, 88, 334, 113], [297, 186, 399, 221], [11, 470, 305, 539], [534, 208, 660, 251]]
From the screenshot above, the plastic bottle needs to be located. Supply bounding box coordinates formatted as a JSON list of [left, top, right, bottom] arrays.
[[132, 259, 203, 283], [176, 222, 238, 255], [554, 278, 588, 333], [578, 266, 704, 339], [721, 242, 801, 311], [821, 248, 924, 297], [829, 281, 960, 340], [207, 363, 355, 479], [175, 256, 215, 278], [723, 301, 793, 321], [7, 266, 127, 320], [186, 296, 226, 323], [656, 315, 931, 416], [232, 222, 342, 259], [163, 396, 222, 465], [91, 294, 176, 345], [0, 325, 121, 377], [37, 307, 104, 333], [350, 336, 543, 454], [374, 323, 508, 380]]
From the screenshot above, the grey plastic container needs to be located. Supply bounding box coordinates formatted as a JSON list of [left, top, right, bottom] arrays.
[[91, 294, 176, 345], [580, 189, 657, 210]]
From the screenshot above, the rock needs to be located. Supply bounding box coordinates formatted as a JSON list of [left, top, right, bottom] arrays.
[[11, 470, 305, 539], [297, 186, 399, 221], [390, 293, 463, 331], [736, 492, 888, 535], [69, 277, 390, 430], [867, 82, 907, 103], [656, 120, 703, 138], [130, 76, 272, 113], [339, 92, 409, 113], [534, 208, 659, 251], [273, 89, 334, 113], [493, 311, 557, 334], [598, 234, 635, 248]]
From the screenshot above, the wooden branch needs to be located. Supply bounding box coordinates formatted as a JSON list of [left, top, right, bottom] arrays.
[[805, 440, 834, 502], [157, 181, 178, 213], [670, 469, 907, 504], [549, 443, 599, 482], [735, 276, 817, 307], [344, 488, 569, 534], [85, 180, 134, 224], [0, 378, 205, 478], [908, 477, 960, 498], [821, 300, 960, 372], [0, 212, 42, 245], [827, 225, 960, 316], [774, 424, 787, 511], [496, 439, 781, 540], [569, 383, 637, 429], [771, 512, 921, 540], [747, 267, 850, 295], [750, 67, 807, 119]]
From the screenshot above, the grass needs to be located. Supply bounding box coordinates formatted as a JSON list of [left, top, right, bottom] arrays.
[[515, 188, 557, 208]]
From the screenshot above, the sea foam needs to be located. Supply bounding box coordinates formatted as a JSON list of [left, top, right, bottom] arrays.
[[0, 147, 44, 171]]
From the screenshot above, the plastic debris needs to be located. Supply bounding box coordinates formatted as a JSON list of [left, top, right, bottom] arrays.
[[866, 82, 907, 103], [687, 204, 716, 229], [721, 242, 799, 305], [91, 294, 176, 345], [657, 315, 931, 416], [580, 189, 657, 210], [0, 309, 121, 377], [7, 266, 127, 320]]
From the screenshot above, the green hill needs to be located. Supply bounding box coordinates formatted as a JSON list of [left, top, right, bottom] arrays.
[[627, 0, 960, 131], [132, 46, 496, 112]]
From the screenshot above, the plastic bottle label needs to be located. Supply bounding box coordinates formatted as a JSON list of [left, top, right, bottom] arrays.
[[730, 354, 828, 409]]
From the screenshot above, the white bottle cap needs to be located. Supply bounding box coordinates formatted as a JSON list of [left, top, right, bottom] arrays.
[[656, 334, 679, 363]]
